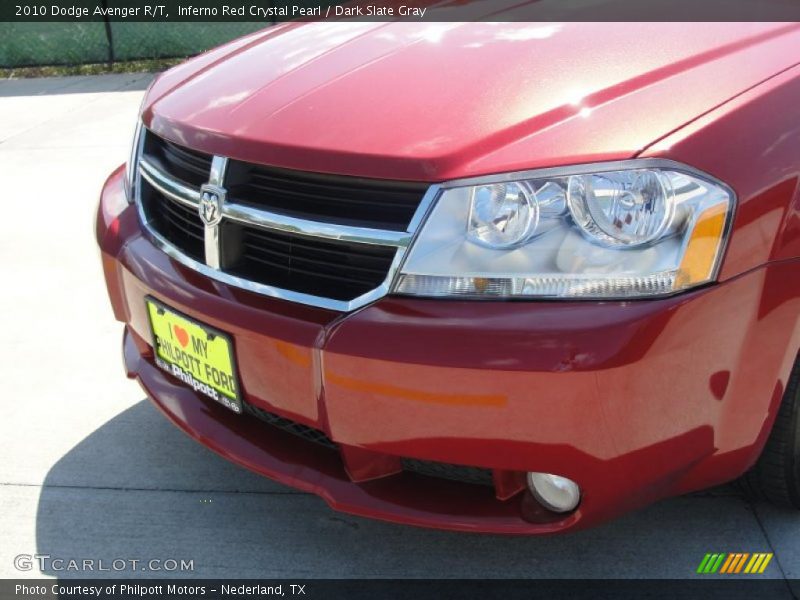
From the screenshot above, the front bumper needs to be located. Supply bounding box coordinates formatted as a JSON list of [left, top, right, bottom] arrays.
[[98, 166, 800, 533]]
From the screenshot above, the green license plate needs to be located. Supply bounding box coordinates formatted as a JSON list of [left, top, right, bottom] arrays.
[[146, 297, 242, 414]]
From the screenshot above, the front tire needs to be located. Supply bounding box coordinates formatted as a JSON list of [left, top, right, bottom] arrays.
[[738, 360, 800, 508]]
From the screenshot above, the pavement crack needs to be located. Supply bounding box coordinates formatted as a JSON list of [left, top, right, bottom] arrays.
[[0, 481, 308, 496], [749, 500, 798, 599]]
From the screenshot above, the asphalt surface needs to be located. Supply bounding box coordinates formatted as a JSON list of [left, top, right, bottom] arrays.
[[0, 74, 799, 587]]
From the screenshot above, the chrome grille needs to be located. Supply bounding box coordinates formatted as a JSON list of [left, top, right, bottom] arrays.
[[135, 129, 436, 311]]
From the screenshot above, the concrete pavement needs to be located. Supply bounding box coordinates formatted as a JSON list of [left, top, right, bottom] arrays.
[[0, 74, 798, 586]]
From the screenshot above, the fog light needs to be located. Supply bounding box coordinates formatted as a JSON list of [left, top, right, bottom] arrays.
[[526, 472, 581, 513]]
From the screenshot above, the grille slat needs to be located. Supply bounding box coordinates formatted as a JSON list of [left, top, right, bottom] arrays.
[[233, 179, 420, 209], [163, 214, 203, 236], [144, 135, 212, 188], [228, 227, 396, 301], [227, 161, 428, 231], [161, 200, 202, 229], [164, 141, 212, 173], [241, 227, 396, 263], [241, 239, 392, 278], [159, 198, 203, 232], [142, 179, 205, 262], [239, 249, 385, 286]]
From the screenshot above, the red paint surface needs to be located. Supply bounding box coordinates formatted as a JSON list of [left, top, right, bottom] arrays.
[[145, 22, 800, 183], [98, 23, 800, 532]]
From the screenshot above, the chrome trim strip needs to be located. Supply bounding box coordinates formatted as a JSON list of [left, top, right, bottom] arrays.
[[125, 120, 145, 202], [209, 156, 228, 187], [389, 184, 442, 289], [204, 219, 221, 270], [222, 202, 413, 247], [203, 157, 228, 269], [139, 159, 200, 208], [405, 184, 441, 236]]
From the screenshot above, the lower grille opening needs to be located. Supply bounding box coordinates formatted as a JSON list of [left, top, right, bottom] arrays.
[[243, 403, 493, 487], [243, 402, 337, 450], [402, 459, 494, 487]]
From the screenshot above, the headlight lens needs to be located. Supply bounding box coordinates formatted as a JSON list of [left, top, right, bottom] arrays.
[[468, 182, 538, 248], [395, 162, 733, 299], [567, 170, 673, 247]]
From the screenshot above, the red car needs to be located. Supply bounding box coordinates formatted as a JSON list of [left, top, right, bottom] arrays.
[[97, 22, 800, 533]]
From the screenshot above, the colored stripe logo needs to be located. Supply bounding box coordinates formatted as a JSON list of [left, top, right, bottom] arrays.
[[697, 553, 773, 574]]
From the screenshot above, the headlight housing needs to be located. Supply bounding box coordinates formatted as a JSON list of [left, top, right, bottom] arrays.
[[394, 160, 734, 299]]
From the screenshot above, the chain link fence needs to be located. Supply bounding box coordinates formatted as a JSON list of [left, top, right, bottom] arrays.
[[0, 22, 268, 68]]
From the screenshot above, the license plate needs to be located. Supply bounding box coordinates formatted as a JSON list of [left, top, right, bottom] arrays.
[[145, 297, 242, 414]]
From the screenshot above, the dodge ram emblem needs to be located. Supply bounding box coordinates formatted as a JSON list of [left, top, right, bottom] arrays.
[[198, 185, 224, 227]]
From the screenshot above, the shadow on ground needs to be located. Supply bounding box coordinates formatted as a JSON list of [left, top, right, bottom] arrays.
[[35, 400, 791, 580]]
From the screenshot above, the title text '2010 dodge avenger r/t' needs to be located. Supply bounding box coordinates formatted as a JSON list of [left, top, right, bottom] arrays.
[[97, 22, 800, 533]]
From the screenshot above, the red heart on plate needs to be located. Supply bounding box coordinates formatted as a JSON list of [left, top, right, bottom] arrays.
[[173, 325, 190, 348]]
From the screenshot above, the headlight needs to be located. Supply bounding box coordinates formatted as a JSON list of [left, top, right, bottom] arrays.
[[394, 160, 734, 299], [125, 118, 144, 204], [468, 182, 538, 248]]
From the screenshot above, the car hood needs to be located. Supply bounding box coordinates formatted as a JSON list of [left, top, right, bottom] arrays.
[[144, 21, 800, 181]]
